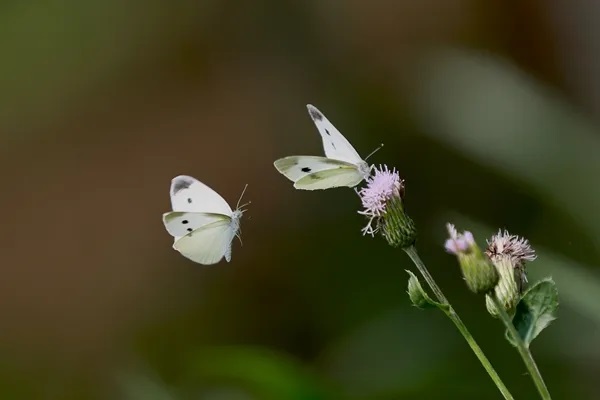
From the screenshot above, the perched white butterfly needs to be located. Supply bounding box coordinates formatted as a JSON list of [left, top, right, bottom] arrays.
[[162, 175, 248, 265], [274, 104, 376, 190]]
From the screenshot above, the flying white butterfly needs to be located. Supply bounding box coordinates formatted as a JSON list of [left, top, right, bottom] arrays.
[[162, 175, 248, 265], [274, 104, 376, 190]]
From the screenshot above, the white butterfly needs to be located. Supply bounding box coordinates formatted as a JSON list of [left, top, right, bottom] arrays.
[[274, 104, 374, 190], [162, 175, 248, 265]]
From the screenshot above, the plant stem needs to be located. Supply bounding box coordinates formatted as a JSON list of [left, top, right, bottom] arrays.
[[491, 295, 552, 399], [404, 246, 514, 400]]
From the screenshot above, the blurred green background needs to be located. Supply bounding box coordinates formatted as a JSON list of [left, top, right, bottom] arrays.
[[2, 0, 599, 399]]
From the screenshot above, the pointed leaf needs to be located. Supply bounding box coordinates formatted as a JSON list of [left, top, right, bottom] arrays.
[[406, 270, 449, 310], [510, 278, 559, 347]]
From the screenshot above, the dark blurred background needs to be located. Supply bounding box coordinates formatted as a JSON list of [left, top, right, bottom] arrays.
[[1, 1, 599, 399]]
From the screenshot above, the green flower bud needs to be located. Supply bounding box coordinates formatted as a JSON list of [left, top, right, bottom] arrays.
[[445, 224, 499, 295]]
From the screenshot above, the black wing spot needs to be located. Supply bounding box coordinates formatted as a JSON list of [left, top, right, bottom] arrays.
[[301, 167, 311, 172], [186, 228, 193, 232], [172, 178, 193, 195], [182, 220, 189, 224], [331, 142, 336, 150], [308, 106, 323, 121], [325, 129, 330, 135], [187, 198, 192, 204]]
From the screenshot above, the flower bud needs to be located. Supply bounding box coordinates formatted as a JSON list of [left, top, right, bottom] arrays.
[[485, 230, 537, 317], [445, 224, 499, 294]]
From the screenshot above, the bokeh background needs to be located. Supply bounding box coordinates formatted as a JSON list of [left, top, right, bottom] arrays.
[[2, 1, 599, 399]]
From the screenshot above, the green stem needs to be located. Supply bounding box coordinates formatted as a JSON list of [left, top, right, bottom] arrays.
[[404, 246, 514, 400], [491, 295, 552, 399]]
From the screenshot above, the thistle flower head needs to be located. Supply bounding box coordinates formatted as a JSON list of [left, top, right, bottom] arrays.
[[485, 230, 537, 265], [358, 165, 404, 235], [444, 224, 475, 254], [485, 230, 536, 317], [358, 165, 416, 248], [444, 223, 498, 295]]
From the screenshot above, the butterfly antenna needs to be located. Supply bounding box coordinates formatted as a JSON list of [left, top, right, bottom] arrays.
[[236, 184, 249, 210], [364, 143, 384, 161]]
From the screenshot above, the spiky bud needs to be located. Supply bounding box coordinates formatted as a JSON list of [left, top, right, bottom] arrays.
[[445, 224, 499, 294]]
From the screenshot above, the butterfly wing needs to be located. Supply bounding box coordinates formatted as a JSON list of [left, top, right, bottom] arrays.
[[162, 211, 226, 239], [172, 218, 237, 265], [307, 104, 364, 165], [273, 155, 358, 182], [169, 175, 232, 215], [294, 165, 365, 190]]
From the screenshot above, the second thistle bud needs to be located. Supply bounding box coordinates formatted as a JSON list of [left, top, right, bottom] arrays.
[[445, 224, 499, 295], [484, 230, 537, 317]]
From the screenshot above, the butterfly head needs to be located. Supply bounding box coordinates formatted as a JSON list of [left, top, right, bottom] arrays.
[[232, 205, 248, 220], [357, 161, 372, 180], [360, 143, 383, 180], [231, 184, 250, 243], [231, 199, 249, 229], [230, 208, 247, 245]]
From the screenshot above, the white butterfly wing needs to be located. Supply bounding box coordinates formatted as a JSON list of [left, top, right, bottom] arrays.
[[307, 104, 364, 165], [273, 156, 358, 182], [172, 218, 237, 265], [170, 175, 232, 215], [162, 211, 226, 239], [294, 167, 366, 190]]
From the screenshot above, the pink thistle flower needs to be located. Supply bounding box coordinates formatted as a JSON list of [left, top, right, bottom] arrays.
[[444, 223, 475, 254], [485, 229, 536, 295], [485, 230, 537, 265], [357, 165, 404, 236], [484, 230, 536, 313]]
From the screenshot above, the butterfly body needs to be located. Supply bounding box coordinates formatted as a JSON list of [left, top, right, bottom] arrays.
[[162, 175, 246, 265], [274, 105, 372, 190]]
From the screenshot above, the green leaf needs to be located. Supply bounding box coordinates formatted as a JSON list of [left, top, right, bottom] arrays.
[[509, 278, 559, 347], [406, 270, 448, 310]]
